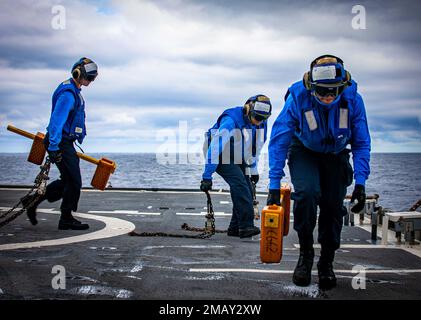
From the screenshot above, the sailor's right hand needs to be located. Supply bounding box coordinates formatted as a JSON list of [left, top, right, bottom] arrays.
[[200, 179, 212, 193], [267, 189, 281, 206], [350, 184, 366, 213], [47, 149, 62, 164]]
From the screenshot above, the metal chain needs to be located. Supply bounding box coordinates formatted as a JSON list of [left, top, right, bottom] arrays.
[[181, 191, 227, 237], [0, 159, 50, 228], [251, 181, 260, 220], [0, 198, 23, 220], [129, 191, 223, 239], [409, 199, 421, 212], [181, 223, 226, 234]]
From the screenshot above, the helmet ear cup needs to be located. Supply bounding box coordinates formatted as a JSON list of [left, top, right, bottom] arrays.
[[303, 71, 311, 90], [72, 67, 81, 80], [243, 102, 251, 116], [345, 70, 352, 85]]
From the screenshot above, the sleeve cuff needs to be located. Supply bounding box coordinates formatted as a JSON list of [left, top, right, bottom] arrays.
[[355, 175, 366, 186], [48, 145, 59, 152], [202, 173, 213, 180], [269, 179, 281, 190], [249, 166, 258, 175]]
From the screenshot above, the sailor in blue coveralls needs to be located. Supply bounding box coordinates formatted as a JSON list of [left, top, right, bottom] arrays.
[[267, 55, 371, 289], [200, 95, 272, 238], [24, 58, 98, 230]]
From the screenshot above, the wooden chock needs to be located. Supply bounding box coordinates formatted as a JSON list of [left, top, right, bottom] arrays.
[[91, 158, 116, 190], [7, 124, 117, 191], [28, 132, 46, 165]]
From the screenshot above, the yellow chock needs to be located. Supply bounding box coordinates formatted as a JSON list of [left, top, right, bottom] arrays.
[[260, 183, 291, 263], [260, 205, 284, 263]]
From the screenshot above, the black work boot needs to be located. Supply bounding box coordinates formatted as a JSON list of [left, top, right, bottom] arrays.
[[227, 228, 239, 237], [317, 261, 336, 290], [58, 210, 89, 230], [293, 248, 314, 286], [239, 226, 260, 238], [21, 194, 45, 226], [318, 248, 336, 290]]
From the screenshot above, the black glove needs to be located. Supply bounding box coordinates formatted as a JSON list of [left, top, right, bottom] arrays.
[[48, 149, 62, 164], [250, 175, 259, 185], [267, 189, 281, 206], [200, 179, 212, 192], [350, 184, 366, 213]]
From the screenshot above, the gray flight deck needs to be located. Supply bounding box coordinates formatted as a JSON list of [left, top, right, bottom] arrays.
[[0, 187, 420, 300]]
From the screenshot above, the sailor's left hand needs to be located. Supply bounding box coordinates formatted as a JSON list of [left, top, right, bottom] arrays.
[[200, 179, 212, 193], [267, 189, 281, 206], [350, 184, 366, 213], [47, 149, 62, 164], [250, 175, 259, 185]]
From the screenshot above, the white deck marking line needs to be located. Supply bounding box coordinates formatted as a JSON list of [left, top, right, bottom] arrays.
[[189, 268, 421, 274], [176, 212, 231, 216], [88, 210, 161, 215], [144, 245, 226, 250], [0, 209, 135, 251], [0, 207, 58, 214], [106, 190, 233, 195], [294, 242, 421, 259], [294, 244, 391, 249], [0, 187, 269, 197]]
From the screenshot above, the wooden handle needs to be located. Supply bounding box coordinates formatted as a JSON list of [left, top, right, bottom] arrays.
[[76, 152, 100, 165], [8, 124, 101, 165], [7, 125, 35, 140]]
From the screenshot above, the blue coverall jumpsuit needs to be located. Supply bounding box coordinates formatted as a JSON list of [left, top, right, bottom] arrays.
[[268, 80, 370, 255]]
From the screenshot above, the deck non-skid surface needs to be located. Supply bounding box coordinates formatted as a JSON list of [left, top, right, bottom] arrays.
[[0, 188, 420, 300]]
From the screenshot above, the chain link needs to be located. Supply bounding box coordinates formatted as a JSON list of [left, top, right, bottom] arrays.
[[129, 191, 224, 239], [0, 159, 50, 228], [251, 181, 260, 220], [409, 199, 421, 212]]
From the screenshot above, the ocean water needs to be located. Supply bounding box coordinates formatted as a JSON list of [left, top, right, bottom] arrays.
[[0, 153, 420, 212]]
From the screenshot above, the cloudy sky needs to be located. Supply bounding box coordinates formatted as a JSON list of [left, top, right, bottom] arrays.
[[0, 0, 420, 153]]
